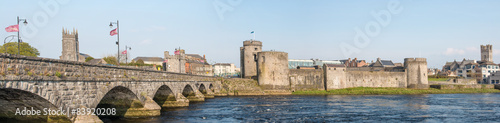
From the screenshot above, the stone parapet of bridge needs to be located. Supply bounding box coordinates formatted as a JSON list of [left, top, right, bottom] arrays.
[[0, 54, 220, 122]]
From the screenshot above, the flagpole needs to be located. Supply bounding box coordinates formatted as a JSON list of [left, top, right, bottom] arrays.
[[117, 20, 120, 65], [253, 32, 255, 40], [17, 16, 20, 55]]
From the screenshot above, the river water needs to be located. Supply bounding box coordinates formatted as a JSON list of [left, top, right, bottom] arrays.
[[112, 93, 500, 122]]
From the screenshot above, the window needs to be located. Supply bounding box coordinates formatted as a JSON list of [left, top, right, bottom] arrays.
[[255, 48, 258, 51]]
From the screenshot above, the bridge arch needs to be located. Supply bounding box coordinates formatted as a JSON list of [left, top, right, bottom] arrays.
[[182, 84, 196, 98], [95, 86, 143, 120], [153, 85, 176, 107], [199, 83, 207, 94], [209, 83, 214, 92], [0, 88, 71, 122]]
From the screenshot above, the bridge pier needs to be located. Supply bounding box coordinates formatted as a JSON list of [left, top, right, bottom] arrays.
[[122, 96, 161, 118], [204, 90, 215, 99], [186, 90, 205, 102], [160, 93, 189, 108], [73, 106, 103, 123]]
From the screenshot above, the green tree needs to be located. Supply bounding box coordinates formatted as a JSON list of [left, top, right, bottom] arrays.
[[136, 59, 144, 65], [85, 56, 94, 62], [0, 42, 40, 56], [103, 56, 118, 65]]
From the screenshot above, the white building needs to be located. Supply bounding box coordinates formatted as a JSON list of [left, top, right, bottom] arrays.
[[213, 63, 237, 77]]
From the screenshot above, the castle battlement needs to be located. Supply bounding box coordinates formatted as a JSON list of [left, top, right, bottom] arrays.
[[62, 28, 78, 38], [243, 40, 262, 46], [481, 44, 492, 50], [404, 58, 427, 62]]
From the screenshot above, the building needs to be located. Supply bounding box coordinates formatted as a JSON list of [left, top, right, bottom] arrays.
[[133, 57, 164, 65], [288, 59, 342, 69], [488, 71, 500, 84], [60, 28, 85, 62], [213, 63, 238, 77], [87, 59, 107, 64], [440, 44, 499, 83], [185, 54, 212, 76], [340, 58, 368, 67], [369, 58, 396, 67], [164, 49, 186, 73]]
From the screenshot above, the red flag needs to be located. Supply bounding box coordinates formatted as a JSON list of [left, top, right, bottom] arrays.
[[110, 28, 118, 36], [121, 50, 127, 54], [5, 25, 19, 32], [163, 59, 168, 63], [174, 50, 180, 55]]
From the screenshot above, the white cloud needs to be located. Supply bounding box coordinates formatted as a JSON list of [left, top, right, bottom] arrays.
[[465, 47, 479, 52], [443, 48, 465, 55]]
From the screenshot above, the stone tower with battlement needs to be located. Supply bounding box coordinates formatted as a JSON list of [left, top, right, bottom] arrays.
[[404, 58, 428, 89], [240, 40, 262, 78], [164, 49, 186, 73], [60, 28, 83, 62], [481, 44, 493, 62]]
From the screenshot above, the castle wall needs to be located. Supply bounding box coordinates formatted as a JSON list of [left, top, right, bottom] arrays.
[[324, 66, 347, 90], [344, 71, 407, 88], [257, 51, 289, 90], [289, 69, 324, 91], [324, 68, 406, 90]]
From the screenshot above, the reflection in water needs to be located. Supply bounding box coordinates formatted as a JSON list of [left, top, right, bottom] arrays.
[[112, 93, 500, 122]]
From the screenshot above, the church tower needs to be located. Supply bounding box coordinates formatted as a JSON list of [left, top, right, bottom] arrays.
[[481, 44, 493, 62], [60, 28, 82, 62]]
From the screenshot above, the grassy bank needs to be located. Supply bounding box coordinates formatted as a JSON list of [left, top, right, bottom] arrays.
[[428, 78, 449, 81], [292, 87, 500, 95]]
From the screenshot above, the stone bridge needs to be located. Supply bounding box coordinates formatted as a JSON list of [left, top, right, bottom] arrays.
[[0, 54, 222, 122]]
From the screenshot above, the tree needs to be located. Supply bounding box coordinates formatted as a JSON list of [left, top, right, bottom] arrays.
[[103, 56, 118, 65], [136, 59, 144, 65], [85, 56, 94, 62], [0, 42, 40, 57]]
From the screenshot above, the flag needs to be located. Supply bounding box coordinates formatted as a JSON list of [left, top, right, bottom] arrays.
[[174, 50, 180, 55], [5, 25, 19, 32], [121, 50, 127, 54], [163, 59, 168, 63], [110, 28, 118, 36], [250, 31, 254, 34]]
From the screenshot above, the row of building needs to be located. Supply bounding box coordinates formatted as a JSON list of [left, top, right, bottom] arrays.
[[288, 57, 403, 70], [439, 44, 500, 84]]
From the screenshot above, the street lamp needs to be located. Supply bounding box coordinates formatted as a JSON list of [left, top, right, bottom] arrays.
[[109, 20, 119, 65], [17, 16, 28, 55], [125, 45, 131, 64]]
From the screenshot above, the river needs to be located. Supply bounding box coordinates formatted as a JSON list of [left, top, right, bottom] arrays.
[[110, 93, 500, 122]]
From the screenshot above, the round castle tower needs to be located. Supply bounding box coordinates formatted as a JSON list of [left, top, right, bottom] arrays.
[[257, 51, 289, 90], [404, 58, 428, 89], [240, 40, 262, 78]]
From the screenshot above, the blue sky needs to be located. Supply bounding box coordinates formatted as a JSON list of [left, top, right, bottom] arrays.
[[1, 0, 499, 68]]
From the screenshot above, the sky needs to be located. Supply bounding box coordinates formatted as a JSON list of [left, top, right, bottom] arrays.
[[1, 0, 499, 68]]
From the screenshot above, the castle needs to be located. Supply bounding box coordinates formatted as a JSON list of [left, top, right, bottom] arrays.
[[60, 28, 85, 62], [240, 40, 429, 90]]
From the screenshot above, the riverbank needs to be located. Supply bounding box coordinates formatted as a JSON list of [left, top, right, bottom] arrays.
[[292, 87, 500, 95]]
